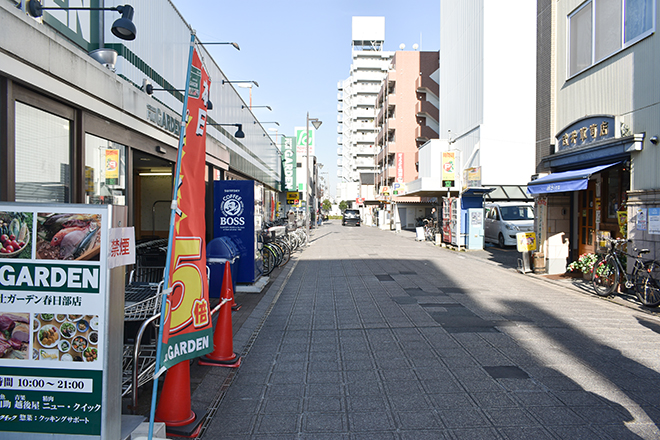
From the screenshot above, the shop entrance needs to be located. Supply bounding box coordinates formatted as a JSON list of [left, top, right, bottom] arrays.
[[578, 180, 597, 256], [133, 150, 174, 240]]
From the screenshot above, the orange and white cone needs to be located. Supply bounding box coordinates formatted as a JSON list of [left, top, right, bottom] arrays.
[[198, 262, 241, 367], [155, 361, 204, 437]]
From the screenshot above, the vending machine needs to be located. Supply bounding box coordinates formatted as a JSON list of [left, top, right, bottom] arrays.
[[214, 180, 263, 284]]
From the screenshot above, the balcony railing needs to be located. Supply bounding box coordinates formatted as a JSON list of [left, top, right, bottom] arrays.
[[416, 75, 439, 96]]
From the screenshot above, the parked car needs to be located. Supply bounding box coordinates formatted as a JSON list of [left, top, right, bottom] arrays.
[[484, 202, 534, 248], [342, 209, 361, 226]]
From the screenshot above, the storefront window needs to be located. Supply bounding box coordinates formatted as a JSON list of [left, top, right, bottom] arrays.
[[15, 102, 71, 203], [607, 173, 620, 218], [84, 134, 126, 205]]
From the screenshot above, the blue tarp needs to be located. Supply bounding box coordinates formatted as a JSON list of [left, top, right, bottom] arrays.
[[527, 162, 620, 195]]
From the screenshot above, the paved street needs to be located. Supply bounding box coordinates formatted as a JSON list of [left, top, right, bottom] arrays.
[[194, 221, 660, 439]]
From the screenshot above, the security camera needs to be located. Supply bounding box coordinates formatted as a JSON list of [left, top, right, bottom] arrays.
[[650, 136, 659, 145]]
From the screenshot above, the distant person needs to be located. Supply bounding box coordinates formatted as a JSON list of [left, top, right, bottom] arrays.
[[287, 210, 296, 227]]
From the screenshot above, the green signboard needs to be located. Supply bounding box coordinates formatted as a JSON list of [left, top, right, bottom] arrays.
[[0, 367, 103, 435]]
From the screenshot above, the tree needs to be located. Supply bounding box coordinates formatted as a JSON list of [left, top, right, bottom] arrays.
[[322, 199, 331, 212], [339, 200, 348, 212]]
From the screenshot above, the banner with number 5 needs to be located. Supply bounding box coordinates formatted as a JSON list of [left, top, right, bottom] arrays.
[[159, 47, 213, 369]]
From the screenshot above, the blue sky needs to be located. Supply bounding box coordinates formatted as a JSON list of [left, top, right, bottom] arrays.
[[172, 1, 440, 198]]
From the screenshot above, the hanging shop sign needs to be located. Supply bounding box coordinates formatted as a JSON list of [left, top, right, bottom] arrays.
[[396, 152, 404, 183], [286, 192, 300, 205], [281, 137, 297, 192], [463, 166, 481, 190], [556, 115, 615, 152], [295, 127, 316, 156], [442, 152, 455, 187], [0, 203, 127, 439]]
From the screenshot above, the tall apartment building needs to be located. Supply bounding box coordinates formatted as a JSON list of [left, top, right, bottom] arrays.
[[375, 50, 440, 228], [337, 17, 393, 203]]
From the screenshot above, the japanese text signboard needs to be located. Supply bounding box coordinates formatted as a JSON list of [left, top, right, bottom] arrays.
[[556, 116, 614, 152], [159, 47, 214, 370], [0, 203, 116, 438]]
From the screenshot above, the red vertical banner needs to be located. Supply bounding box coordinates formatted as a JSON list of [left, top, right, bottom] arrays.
[[160, 48, 213, 369], [396, 152, 404, 183]]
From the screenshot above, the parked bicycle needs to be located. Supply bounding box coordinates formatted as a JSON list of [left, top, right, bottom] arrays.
[[423, 218, 438, 242], [592, 237, 660, 307], [258, 219, 308, 276]]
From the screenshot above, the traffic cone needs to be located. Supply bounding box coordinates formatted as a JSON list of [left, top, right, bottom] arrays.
[[224, 262, 241, 311], [155, 360, 204, 437], [198, 262, 241, 368]]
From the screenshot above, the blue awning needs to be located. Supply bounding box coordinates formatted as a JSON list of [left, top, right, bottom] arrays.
[[527, 162, 620, 195]]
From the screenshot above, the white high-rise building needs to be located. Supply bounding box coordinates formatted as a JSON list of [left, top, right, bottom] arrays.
[[337, 17, 394, 202]]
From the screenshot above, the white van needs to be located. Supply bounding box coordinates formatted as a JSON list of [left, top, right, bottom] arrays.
[[484, 202, 534, 248]]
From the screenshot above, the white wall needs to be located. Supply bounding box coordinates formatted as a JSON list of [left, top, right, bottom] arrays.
[[440, 0, 536, 186], [481, 0, 536, 185]]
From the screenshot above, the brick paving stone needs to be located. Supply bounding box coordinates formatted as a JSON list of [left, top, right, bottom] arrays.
[[178, 223, 660, 439]]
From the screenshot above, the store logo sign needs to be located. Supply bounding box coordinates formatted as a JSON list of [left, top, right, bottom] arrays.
[[147, 104, 180, 136], [219, 193, 245, 226]]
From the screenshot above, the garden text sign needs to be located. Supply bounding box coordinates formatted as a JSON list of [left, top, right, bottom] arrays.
[[0, 203, 110, 438]]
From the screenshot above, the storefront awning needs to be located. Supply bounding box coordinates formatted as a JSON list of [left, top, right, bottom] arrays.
[[527, 162, 620, 194]]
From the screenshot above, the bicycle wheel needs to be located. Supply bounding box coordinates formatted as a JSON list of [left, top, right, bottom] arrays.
[[269, 242, 285, 267], [262, 246, 276, 276], [592, 255, 618, 296], [275, 240, 291, 266], [634, 260, 660, 307]]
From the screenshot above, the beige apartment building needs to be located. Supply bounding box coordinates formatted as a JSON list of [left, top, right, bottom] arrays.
[[374, 51, 440, 229]]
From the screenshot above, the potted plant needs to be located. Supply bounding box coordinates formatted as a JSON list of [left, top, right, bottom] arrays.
[[566, 253, 599, 278]]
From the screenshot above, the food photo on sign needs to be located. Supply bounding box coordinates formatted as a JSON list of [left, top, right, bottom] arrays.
[[0, 211, 32, 258], [0, 312, 30, 360], [36, 212, 101, 261], [32, 313, 100, 362]]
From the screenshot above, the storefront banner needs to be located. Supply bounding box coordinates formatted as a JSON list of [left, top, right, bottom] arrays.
[[442, 152, 455, 182], [159, 47, 213, 370], [396, 152, 404, 183], [0, 204, 110, 437], [105, 149, 119, 185]]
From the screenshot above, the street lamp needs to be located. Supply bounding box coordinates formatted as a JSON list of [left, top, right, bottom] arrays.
[[199, 41, 240, 51], [144, 82, 213, 110], [305, 112, 322, 231], [242, 105, 272, 111], [207, 123, 245, 138], [222, 80, 259, 109], [27, 1, 137, 40]]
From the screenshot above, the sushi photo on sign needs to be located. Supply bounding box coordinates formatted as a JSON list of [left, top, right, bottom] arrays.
[[36, 213, 101, 261], [0, 211, 32, 259]]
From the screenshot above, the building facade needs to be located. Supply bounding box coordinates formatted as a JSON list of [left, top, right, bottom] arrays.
[[532, 0, 659, 274], [437, 0, 536, 189], [0, 1, 281, 243], [375, 50, 440, 229], [337, 16, 393, 204]]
